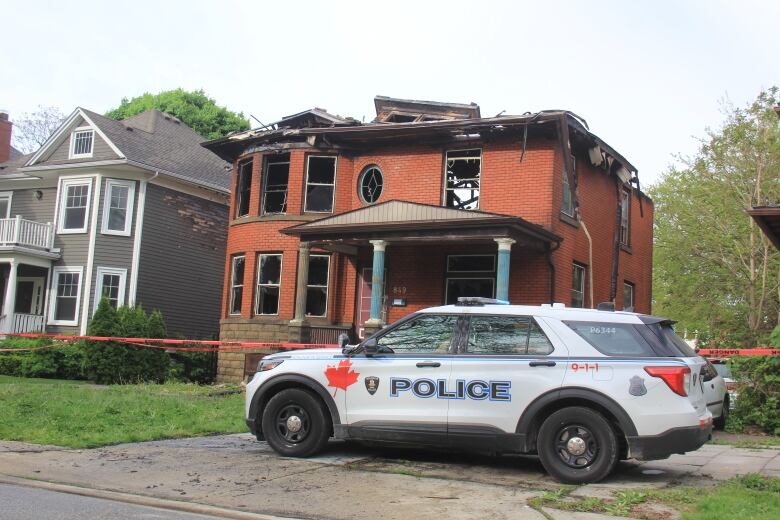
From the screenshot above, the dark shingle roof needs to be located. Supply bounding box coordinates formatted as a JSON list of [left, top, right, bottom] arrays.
[[0, 152, 34, 177], [81, 109, 231, 192]]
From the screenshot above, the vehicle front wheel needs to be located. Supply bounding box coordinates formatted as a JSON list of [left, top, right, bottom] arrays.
[[537, 406, 619, 484], [261, 388, 330, 457], [714, 397, 729, 430]]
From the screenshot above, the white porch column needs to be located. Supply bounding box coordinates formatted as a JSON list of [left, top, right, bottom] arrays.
[[3, 261, 18, 330]]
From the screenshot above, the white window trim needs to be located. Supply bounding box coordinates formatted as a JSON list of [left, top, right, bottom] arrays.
[[94, 267, 128, 313], [101, 179, 136, 236], [255, 253, 283, 316], [306, 254, 330, 317], [0, 191, 13, 218], [303, 155, 337, 214], [57, 177, 93, 234], [48, 265, 84, 326], [229, 255, 245, 316], [69, 126, 95, 159]]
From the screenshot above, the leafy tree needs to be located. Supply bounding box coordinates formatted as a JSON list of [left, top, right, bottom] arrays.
[[11, 106, 65, 153], [649, 88, 780, 346], [105, 89, 249, 139]]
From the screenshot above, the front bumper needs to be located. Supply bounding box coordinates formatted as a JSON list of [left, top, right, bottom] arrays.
[[627, 421, 712, 460]]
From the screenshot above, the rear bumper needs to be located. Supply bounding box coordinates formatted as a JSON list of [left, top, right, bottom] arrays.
[[627, 422, 712, 460]]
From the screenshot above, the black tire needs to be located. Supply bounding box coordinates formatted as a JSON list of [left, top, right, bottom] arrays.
[[261, 388, 330, 457], [537, 406, 619, 484], [714, 397, 729, 430]]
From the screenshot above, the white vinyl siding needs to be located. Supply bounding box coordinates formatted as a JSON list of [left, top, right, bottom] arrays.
[[101, 179, 135, 236]]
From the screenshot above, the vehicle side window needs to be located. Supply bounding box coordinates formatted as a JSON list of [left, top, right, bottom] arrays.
[[565, 322, 656, 356], [376, 314, 458, 354], [467, 316, 553, 355]]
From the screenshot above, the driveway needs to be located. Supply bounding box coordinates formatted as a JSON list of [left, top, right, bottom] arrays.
[[0, 434, 778, 520]]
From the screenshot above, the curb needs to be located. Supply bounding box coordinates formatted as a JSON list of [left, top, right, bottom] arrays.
[[0, 474, 299, 520]]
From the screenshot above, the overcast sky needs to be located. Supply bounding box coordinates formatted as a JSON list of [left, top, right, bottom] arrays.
[[2, 0, 778, 185]]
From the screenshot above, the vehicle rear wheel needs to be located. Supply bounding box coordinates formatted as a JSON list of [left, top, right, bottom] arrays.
[[537, 406, 619, 484], [261, 388, 330, 457], [714, 397, 729, 430]]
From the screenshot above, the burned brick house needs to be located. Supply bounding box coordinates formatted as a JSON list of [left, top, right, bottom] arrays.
[[203, 96, 654, 382]]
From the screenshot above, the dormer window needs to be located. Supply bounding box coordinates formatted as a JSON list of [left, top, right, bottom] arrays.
[[70, 127, 94, 158]]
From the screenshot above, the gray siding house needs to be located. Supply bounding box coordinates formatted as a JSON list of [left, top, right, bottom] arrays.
[[0, 108, 229, 337]]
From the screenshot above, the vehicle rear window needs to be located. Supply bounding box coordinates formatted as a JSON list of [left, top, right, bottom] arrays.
[[713, 363, 732, 379], [637, 322, 698, 357], [564, 322, 657, 356]]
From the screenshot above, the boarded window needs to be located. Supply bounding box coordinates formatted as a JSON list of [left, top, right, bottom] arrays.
[[445, 149, 481, 210], [305, 156, 336, 212], [235, 159, 253, 218], [255, 254, 282, 315], [262, 154, 289, 214]]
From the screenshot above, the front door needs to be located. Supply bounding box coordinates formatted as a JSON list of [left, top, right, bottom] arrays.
[[356, 267, 386, 339], [447, 314, 569, 434], [345, 314, 459, 441], [15, 277, 44, 315]]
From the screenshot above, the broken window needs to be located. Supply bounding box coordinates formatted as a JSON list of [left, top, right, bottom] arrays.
[[304, 156, 336, 212], [235, 159, 253, 218], [445, 149, 481, 210], [562, 155, 575, 217], [262, 154, 290, 214], [620, 189, 631, 246]]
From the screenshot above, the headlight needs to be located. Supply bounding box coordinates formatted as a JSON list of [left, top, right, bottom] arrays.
[[257, 359, 284, 372]]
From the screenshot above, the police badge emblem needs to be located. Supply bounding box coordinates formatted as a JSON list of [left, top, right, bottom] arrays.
[[629, 375, 647, 396], [365, 376, 379, 395]]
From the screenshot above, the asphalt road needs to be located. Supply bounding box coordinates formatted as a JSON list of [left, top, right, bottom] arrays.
[[0, 483, 223, 520]]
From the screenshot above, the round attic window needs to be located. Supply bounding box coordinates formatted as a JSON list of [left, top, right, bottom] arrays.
[[358, 165, 383, 204]]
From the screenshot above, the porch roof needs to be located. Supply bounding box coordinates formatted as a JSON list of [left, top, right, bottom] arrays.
[[749, 205, 780, 250], [282, 200, 561, 250]]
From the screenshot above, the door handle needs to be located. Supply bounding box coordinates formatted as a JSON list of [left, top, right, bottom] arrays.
[[529, 360, 557, 367], [416, 361, 441, 368]]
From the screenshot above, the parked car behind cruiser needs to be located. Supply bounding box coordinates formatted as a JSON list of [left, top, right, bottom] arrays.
[[246, 299, 713, 484]]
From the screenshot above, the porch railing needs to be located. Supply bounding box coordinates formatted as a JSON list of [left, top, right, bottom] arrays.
[[310, 325, 352, 345], [0, 216, 55, 250], [0, 313, 46, 334]]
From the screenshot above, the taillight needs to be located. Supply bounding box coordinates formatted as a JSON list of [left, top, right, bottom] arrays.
[[644, 366, 691, 396], [726, 381, 736, 392]]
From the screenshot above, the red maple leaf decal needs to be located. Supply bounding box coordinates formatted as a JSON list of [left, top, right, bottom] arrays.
[[324, 359, 359, 392]]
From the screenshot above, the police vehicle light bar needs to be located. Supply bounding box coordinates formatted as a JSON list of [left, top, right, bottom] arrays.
[[456, 297, 510, 306]]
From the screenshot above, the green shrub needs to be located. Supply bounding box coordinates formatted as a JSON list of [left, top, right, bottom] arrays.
[[730, 355, 780, 434], [83, 299, 170, 384], [0, 337, 85, 380], [168, 349, 215, 384]]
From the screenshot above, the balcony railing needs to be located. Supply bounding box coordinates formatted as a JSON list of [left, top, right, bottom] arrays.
[[0, 216, 55, 250], [0, 313, 46, 334]]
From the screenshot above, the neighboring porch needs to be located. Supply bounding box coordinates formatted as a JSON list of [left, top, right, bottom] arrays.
[[284, 200, 561, 338], [0, 218, 59, 334]]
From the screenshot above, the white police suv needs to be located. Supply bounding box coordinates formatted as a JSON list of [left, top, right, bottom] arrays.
[[245, 298, 713, 483]]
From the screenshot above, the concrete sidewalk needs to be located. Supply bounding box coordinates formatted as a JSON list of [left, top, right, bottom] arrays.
[[0, 434, 777, 520]]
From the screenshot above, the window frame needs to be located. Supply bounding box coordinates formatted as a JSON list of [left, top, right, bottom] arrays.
[[623, 281, 635, 311], [620, 189, 631, 246], [57, 178, 93, 234], [228, 255, 246, 316], [562, 154, 576, 217], [444, 253, 496, 305], [462, 314, 555, 356], [443, 148, 482, 210], [48, 265, 84, 326], [571, 262, 586, 308], [261, 154, 290, 215], [305, 254, 330, 317], [303, 155, 338, 214], [69, 127, 95, 159], [234, 158, 253, 219], [254, 253, 283, 316], [93, 266, 127, 312], [101, 179, 135, 236], [0, 191, 13, 219]]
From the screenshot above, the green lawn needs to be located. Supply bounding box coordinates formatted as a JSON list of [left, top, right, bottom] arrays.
[[0, 376, 248, 448]]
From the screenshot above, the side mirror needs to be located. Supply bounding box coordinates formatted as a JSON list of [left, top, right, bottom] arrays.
[[362, 338, 378, 356], [338, 333, 350, 349]]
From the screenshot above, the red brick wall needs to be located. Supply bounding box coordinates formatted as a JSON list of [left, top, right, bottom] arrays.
[[221, 135, 653, 330], [0, 114, 12, 164]]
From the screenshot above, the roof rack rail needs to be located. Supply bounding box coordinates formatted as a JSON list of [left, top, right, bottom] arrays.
[[456, 297, 510, 306]]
